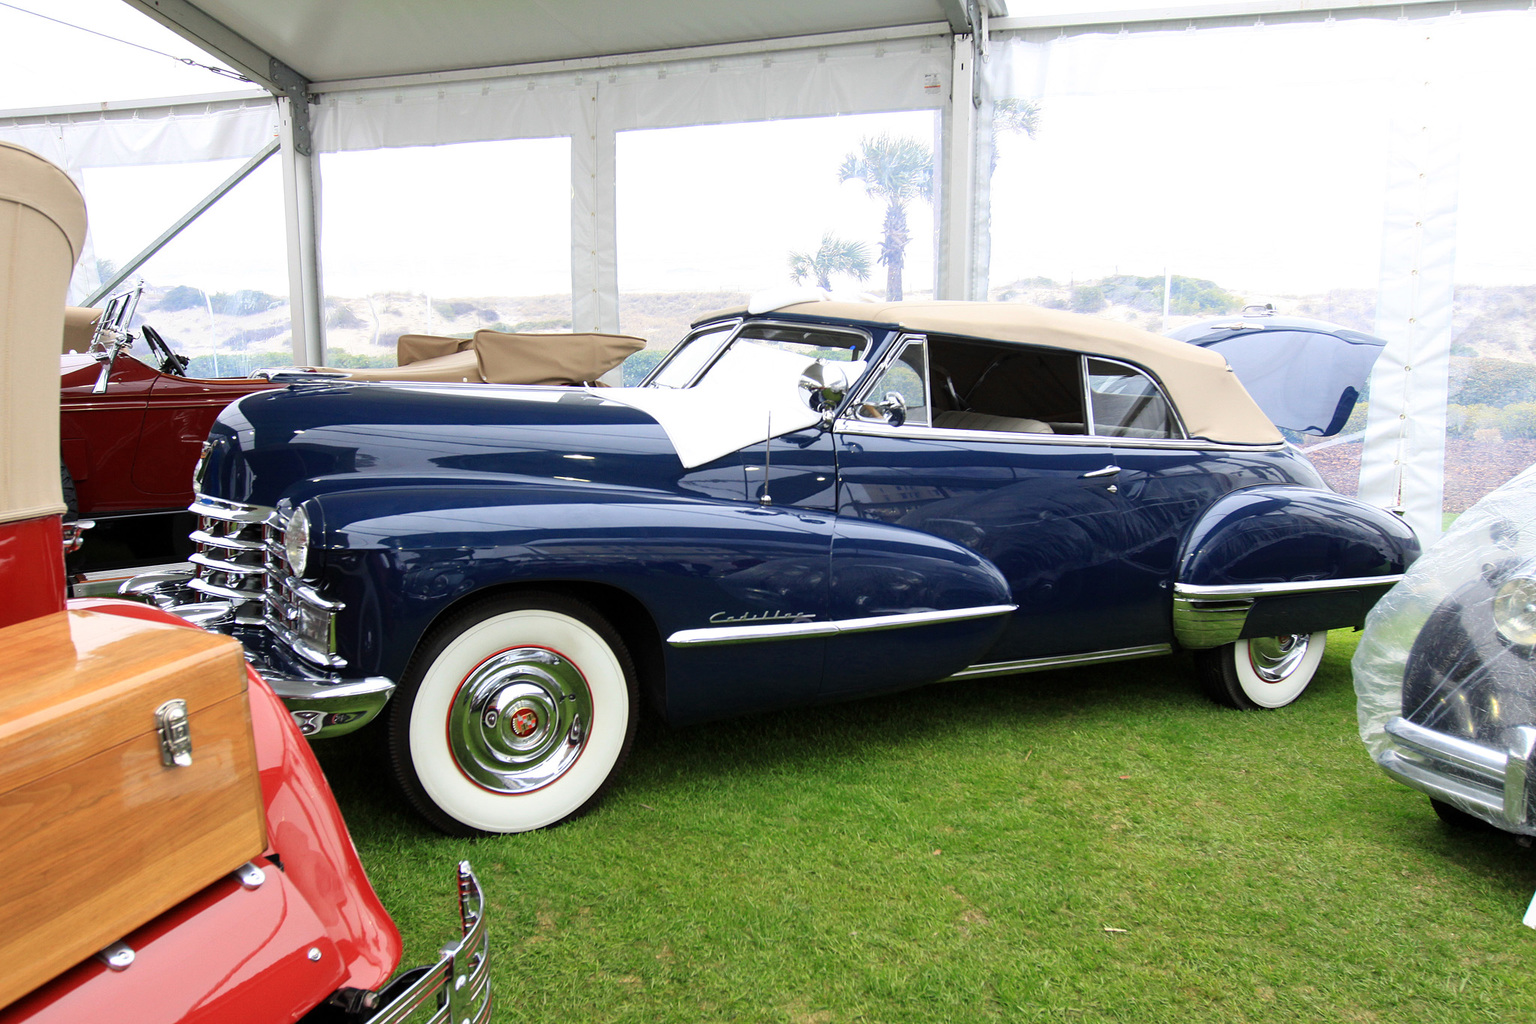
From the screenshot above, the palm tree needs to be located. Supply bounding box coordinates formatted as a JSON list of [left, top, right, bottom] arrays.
[[978, 97, 1041, 300], [992, 98, 1040, 154], [787, 233, 873, 291], [838, 134, 933, 301]]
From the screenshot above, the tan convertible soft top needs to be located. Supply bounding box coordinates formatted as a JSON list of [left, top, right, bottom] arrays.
[[699, 299, 1282, 445]]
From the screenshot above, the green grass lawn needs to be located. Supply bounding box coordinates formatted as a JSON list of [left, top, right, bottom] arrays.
[[316, 630, 1536, 1023]]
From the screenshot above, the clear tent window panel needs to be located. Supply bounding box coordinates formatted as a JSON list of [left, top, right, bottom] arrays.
[[80, 156, 291, 377], [318, 137, 573, 366], [984, 20, 1398, 332], [615, 110, 940, 357], [1443, 12, 1536, 517]]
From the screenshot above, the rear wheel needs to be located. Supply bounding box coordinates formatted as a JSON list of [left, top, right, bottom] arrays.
[[1197, 631, 1327, 709], [387, 592, 638, 836]]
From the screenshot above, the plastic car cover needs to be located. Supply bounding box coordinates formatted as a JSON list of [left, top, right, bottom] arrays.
[[1354, 463, 1536, 826]]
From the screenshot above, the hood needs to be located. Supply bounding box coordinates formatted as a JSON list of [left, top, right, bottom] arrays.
[[200, 379, 806, 508], [1168, 309, 1386, 436]]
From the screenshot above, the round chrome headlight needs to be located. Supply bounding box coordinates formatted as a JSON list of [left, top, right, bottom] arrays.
[[283, 505, 310, 578], [1492, 573, 1536, 647]]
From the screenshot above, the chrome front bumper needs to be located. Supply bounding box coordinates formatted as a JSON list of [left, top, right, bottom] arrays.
[[121, 569, 394, 738], [1378, 717, 1536, 829], [365, 861, 492, 1024]]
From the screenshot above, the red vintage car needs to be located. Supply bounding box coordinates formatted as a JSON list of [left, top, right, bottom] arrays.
[[2, 142, 491, 1024], [59, 294, 281, 572]]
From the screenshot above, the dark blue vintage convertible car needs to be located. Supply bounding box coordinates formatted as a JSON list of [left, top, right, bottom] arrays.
[[131, 298, 1418, 835]]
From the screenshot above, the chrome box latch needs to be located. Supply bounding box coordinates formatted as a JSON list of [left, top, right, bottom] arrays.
[[155, 699, 193, 767]]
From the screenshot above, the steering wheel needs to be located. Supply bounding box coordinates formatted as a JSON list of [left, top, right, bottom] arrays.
[[141, 324, 190, 377]]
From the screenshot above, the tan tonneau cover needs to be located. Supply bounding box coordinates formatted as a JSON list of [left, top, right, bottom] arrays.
[[312, 330, 644, 386]]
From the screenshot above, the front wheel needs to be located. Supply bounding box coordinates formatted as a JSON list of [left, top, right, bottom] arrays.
[[387, 592, 638, 836], [1196, 631, 1327, 710]]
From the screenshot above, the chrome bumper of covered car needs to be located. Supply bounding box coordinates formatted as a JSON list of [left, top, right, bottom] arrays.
[[1378, 717, 1536, 828], [362, 861, 493, 1024]]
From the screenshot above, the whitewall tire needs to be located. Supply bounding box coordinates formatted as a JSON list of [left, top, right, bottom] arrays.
[[1197, 631, 1327, 710], [388, 592, 638, 835]]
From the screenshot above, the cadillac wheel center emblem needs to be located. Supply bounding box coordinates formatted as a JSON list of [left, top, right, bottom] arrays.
[[510, 707, 540, 737]]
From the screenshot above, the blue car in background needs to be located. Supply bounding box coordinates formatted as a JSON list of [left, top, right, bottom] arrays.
[[131, 297, 1418, 835]]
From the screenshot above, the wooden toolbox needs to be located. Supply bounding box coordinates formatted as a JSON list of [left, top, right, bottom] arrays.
[[0, 609, 267, 1007]]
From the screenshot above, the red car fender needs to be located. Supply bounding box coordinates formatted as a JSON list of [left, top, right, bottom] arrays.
[[3, 599, 401, 1022], [0, 517, 66, 628]]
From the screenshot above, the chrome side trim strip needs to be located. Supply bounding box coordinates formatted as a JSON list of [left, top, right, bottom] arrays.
[[943, 644, 1171, 682], [666, 604, 1017, 647], [1173, 574, 1406, 600]]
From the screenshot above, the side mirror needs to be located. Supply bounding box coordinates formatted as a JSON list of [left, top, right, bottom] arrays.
[[876, 391, 907, 427], [799, 360, 854, 418]]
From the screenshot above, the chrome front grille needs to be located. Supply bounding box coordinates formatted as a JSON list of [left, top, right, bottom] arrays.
[[188, 498, 272, 619], [188, 495, 346, 671]]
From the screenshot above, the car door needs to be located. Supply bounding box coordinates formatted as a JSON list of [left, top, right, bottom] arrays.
[[831, 334, 1143, 677]]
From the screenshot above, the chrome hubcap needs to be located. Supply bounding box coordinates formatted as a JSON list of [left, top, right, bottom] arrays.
[[1248, 634, 1310, 683], [449, 646, 591, 793]]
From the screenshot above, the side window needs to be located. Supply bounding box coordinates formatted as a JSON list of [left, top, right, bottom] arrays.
[[856, 336, 930, 427], [927, 337, 1084, 435], [1087, 359, 1180, 439]]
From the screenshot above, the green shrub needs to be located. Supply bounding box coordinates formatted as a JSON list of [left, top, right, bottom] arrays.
[[1447, 403, 1501, 437], [210, 289, 283, 316], [327, 305, 366, 329], [432, 299, 478, 319], [321, 350, 395, 369], [1449, 357, 1536, 406], [156, 285, 205, 312], [1499, 402, 1536, 439], [622, 348, 667, 386], [1070, 285, 1106, 313]]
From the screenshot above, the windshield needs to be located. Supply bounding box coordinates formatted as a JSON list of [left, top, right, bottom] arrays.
[[648, 321, 870, 390]]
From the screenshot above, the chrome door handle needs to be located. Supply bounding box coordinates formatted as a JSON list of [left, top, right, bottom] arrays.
[[1080, 465, 1121, 479]]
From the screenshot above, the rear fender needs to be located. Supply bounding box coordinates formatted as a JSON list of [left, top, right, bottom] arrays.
[[1173, 486, 1419, 648]]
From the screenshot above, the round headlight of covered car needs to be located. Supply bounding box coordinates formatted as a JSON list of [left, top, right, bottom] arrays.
[[284, 505, 310, 578], [1493, 573, 1536, 647]]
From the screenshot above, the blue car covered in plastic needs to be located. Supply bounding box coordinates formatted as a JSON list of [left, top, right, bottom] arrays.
[[131, 297, 1418, 835]]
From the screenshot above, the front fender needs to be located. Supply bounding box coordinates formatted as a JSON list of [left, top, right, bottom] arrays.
[[303, 485, 1014, 724], [1172, 485, 1419, 648], [305, 485, 837, 682]]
